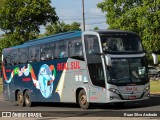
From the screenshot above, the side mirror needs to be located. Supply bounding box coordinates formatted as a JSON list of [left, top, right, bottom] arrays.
[[152, 53, 158, 64], [105, 54, 112, 67]]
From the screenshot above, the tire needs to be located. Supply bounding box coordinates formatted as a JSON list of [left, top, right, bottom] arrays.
[[17, 91, 25, 107], [24, 90, 32, 107], [78, 89, 89, 109]]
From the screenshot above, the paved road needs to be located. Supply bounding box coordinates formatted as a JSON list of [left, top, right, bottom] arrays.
[[0, 92, 160, 119]]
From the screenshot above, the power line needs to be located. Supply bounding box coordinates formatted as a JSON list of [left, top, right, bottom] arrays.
[[85, 13, 106, 17], [86, 22, 106, 25], [58, 14, 105, 18], [55, 5, 95, 8], [59, 16, 105, 21]]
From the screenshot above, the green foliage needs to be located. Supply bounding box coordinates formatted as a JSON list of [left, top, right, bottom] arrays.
[[0, 0, 58, 66], [0, 0, 58, 41], [45, 22, 81, 36], [94, 26, 99, 30], [97, 0, 160, 52]]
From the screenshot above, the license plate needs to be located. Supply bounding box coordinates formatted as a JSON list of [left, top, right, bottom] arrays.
[[128, 96, 136, 100]]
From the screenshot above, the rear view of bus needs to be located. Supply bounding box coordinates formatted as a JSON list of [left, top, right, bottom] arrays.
[[81, 30, 158, 109]]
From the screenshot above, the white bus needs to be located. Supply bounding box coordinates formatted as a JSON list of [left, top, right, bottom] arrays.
[[2, 30, 158, 109]]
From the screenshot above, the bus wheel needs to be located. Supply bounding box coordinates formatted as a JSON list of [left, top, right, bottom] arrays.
[[78, 89, 89, 109], [17, 91, 25, 107], [24, 90, 32, 107]]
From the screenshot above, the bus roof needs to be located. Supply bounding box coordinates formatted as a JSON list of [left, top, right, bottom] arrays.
[[3, 30, 138, 51], [24, 31, 82, 45], [4, 31, 82, 50], [95, 30, 137, 35]]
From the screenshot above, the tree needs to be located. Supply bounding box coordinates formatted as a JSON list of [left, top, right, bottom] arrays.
[[94, 26, 99, 30], [0, 0, 58, 42], [0, 0, 58, 67], [97, 0, 160, 52], [45, 22, 81, 36]]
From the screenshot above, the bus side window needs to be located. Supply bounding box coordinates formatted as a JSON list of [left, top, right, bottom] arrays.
[[12, 50, 19, 65], [74, 42, 83, 56], [58, 40, 68, 58], [41, 44, 49, 61], [3, 51, 9, 66], [20, 48, 28, 64], [29, 46, 40, 62], [50, 42, 56, 59], [68, 38, 83, 57], [85, 35, 100, 54], [3, 57, 7, 66], [6, 54, 12, 66], [17, 49, 21, 64], [41, 43, 56, 61]]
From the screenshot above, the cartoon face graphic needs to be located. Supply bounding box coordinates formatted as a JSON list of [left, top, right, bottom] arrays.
[[3, 63, 56, 98], [38, 64, 54, 98]]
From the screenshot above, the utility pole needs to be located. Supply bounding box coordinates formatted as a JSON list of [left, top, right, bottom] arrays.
[[82, 0, 85, 31]]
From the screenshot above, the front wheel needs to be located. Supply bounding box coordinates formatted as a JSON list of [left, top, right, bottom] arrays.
[[17, 91, 25, 107], [78, 89, 90, 109], [24, 90, 32, 107]]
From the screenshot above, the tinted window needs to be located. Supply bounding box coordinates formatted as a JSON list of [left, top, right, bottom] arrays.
[[58, 40, 68, 58], [84, 35, 105, 88], [40, 42, 57, 61], [69, 38, 83, 57], [29, 45, 40, 62], [101, 34, 143, 53], [19, 47, 28, 64], [41, 44, 51, 61], [84, 35, 100, 55], [3, 50, 12, 66], [12, 49, 19, 65]]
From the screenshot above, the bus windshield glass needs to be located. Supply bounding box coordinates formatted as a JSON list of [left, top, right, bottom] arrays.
[[107, 58, 147, 85], [100, 34, 143, 53]]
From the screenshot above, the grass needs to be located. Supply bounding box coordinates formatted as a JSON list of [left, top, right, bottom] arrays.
[[150, 80, 160, 94], [0, 77, 2, 92]]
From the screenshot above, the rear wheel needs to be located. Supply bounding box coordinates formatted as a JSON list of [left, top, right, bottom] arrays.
[[24, 90, 32, 107], [17, 91, 25, 107], [78, 89, 89, 109]]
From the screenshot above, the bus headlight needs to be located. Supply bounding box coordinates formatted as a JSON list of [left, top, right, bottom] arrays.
[[109, 88, 120, 94], [144, 86, 150, 92]]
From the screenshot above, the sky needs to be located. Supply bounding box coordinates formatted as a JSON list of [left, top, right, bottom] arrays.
[[0, 0, 108, 35], [51, 0, 108, 31]]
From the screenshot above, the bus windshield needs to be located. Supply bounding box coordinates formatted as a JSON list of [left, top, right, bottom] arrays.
[[100, 34, 143, 53], [107, 58, 148, 85]]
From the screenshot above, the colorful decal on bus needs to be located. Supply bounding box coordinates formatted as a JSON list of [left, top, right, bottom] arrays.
[[2, 64, 56, 98]]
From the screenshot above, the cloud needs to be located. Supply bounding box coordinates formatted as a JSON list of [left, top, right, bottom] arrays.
[[51, 0, 107, 30]]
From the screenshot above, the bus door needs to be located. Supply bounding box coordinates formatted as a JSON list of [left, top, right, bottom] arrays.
[[2, 53, 15, 101], [83, 33, 107, 103], [3, 77, 15, 101]]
